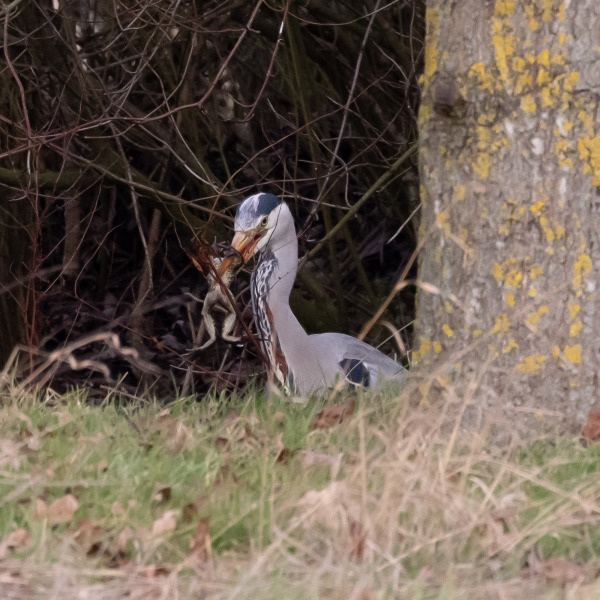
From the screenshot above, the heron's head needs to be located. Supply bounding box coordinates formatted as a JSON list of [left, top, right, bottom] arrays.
[[229, 193, 287, 263]]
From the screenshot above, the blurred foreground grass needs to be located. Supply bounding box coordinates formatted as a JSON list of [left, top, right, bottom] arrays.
[[1, 384, 600, 599]]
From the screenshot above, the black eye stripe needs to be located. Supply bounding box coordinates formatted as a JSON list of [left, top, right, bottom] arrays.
[[255, 193, 280, 216]]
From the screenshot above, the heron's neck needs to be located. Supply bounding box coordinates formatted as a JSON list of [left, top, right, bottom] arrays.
[[262, 233, 298, 305], [252, 231, 310, 389], [254, 234, 303, 333]]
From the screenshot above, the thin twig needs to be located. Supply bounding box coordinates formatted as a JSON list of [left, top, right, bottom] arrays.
[[242, 0, 290, 122], [299, 143, 417, 269], [316, 0, 383, 213]]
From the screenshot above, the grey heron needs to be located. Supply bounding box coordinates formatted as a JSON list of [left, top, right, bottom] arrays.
[[220, 193, 405, 396]]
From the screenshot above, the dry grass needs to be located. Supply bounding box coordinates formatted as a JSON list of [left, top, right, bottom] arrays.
[[1, 378, 600, 599]]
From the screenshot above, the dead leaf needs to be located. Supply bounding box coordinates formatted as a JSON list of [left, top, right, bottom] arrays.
[[523, 553, 593, 586], [214, 436, 229, 450], [151, 336, 166, 352], [166, 420, 192, 453], [349, 519, 366, 562], [274, 432, 284, 451], [151, 484, 172, 504], [541, 556, 587, 585], [298, 481, 360, 532], [568, 579, 600, 600], [112, 501, 125, 517], [75, 519, 105, 551], [0, 528, 31, 559], [301, 451, 343, 478], [118, 527, 134, 554], [25, 432, 41, 452], [121, 562, 170, 577], [275, 447, 296, 464], [312, 399, 355, 429], [137, 564, 171, 578], [4, 528, 30, 548], [151, 510, 178, 536], [34, 498, 47, 520], [0, 439, 22, 469], [418, 565, 435, 582], [214, 463, 236, 485], [42, 493, 79, 524], [189, 518, 210, 561], [224, 410, 241, 425], [582, 405, 600, 443], [12, 409, 33, 428], [182, 498, 203, 523]]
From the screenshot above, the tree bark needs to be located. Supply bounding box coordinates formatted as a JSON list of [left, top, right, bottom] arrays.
[[416, 1, 600, 434]]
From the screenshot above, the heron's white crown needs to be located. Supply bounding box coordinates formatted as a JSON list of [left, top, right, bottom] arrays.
[[234, 193, 280, 230], [234, 193, 289, 256]]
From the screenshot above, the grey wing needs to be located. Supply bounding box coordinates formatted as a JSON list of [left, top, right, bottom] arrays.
[[310, 332, 405, 388]]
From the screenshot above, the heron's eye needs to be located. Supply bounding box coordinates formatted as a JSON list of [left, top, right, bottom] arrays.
[[259, 215, 269, 228]]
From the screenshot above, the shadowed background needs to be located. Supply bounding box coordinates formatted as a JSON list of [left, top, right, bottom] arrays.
[[0, 0, 423, 396]]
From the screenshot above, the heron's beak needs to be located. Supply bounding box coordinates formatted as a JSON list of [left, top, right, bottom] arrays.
[[216, 230, 263, 277], [231, 230, 263, 262]]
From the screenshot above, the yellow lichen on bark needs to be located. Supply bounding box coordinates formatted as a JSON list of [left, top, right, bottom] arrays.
[[529, 265, 544, 279], [569, 320, 583, 337], [502, 338, 519, 353], [491, 19, 514, 84], [414, 337, 430, 360], [453, 184, 466, 202], [573, 253, 592, 291], [495, 0, 515, 16], [473, 152, 491, 179], [469, 63, 497, 92], [540, 0, 565, 23], [564, 344, 582, 364], [525, 305, 549, 327], [498, 197, 526, 237], [490, 313, 510, 334], [577, 135, 600, 185], [520, 94, 536, 113], [435, 209, 451, 236], [493, 257, 531, 288], [411, 335, 445, 363], [515, 354, 547, 373], [468, 0, 579, 134], [492, 263, 503, 281], [554, 137, 574, 168], [504, 267, 523, 288], [530, 200, 544, 214], [423, 8, 439, 80]]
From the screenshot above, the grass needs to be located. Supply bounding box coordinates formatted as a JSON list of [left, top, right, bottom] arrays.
[[2, 381, 600, 599]]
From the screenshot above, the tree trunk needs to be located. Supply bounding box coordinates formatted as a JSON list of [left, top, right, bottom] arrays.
[[416, 1, 600, 435]]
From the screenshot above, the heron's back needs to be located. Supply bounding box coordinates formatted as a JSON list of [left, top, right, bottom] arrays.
[[309, 332, 405, 390]]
